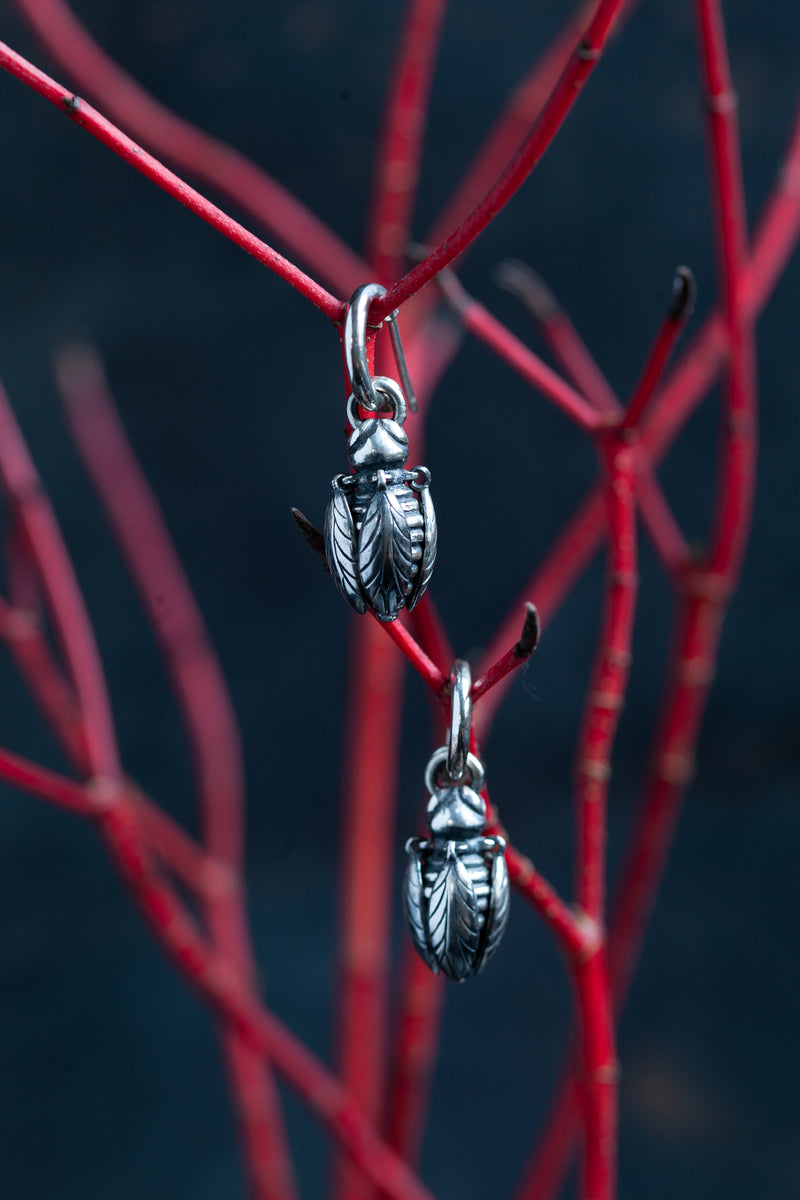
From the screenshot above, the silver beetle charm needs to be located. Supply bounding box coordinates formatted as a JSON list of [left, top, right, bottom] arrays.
[[325, 284, 437, 623], [404, 662, 509, 982]]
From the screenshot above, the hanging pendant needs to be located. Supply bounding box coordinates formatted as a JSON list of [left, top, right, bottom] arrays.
[[324, 283, 437, 623], [404, 661, 510, 982]]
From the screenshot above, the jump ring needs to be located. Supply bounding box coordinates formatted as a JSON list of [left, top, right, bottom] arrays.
[[447, 660, 472, 780], [346, 377, 407, 430], [424, 746, 485, 795]]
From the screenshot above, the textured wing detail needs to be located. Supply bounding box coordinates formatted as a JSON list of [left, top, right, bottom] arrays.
[[325, 479, 366, 614], [475, 844, 510, 975], [403, 851, 438, 972], [358, 484, 415, 621], [426, 843, 480, 982], [407, 479, 437, 612]]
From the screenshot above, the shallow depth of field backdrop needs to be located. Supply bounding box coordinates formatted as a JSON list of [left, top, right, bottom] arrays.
[[0, 1, 798, 1198]]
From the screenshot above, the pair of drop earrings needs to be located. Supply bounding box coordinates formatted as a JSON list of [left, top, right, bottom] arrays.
[[304, 283, 510, 982]]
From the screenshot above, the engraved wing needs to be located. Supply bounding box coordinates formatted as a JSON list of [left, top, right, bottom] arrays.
[[325, 478, 366, 614], [403, 849, 438, 972], [358, 484, 415, 621], [474, 843, 510, 975], [407, 477, 437, 612], [426, 843, 480, 982]]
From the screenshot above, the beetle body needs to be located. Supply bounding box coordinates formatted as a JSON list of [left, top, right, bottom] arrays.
[[404, 776, 509, 982], [325, 407, 436, 622]]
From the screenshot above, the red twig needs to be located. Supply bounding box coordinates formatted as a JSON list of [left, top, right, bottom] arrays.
[[0, 40, 344, 321], [0, 380, 120, 780], [500, 836, 593, 962], [14, 0, 366, 298], [375, 0, 628, 319], [621, 268, 696, 432], [0, 744, 97, 815], [425, 2, 597, 250], [334, 617, 408, 1198], [496, 260, 621, 416], [441, 277, 600, 433], [97, 794, 439, 1200], [635, 469, 692, 579], [56, 346, 296, 1200], [0, 593, 89, 769], [474, 490, 607, 743], [378, 614, 447, 695], [694, 0, 757, 584], [367, 0, 449, 284], [471, 603, 540, 704]]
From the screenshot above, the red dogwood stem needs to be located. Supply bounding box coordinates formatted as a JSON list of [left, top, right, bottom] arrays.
[[0, 40, 345, 320], [57, 347, 297, 1200], [14, 0, 366, 298], [375, 0, 628, 319], [366, 0, 449, 284]]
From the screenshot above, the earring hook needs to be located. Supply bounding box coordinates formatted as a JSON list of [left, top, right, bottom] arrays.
[[344, 283, 418, 413]]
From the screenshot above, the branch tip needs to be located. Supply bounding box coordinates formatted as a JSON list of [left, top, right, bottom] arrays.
[[290, 509, 329, 572], [670, 266, 696, 322], [514, 603, 541, 658], [434, 267, 472, 315], [495, 260, 560, 319]]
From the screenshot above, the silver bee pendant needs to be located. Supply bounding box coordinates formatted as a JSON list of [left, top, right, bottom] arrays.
[[325, 284, 437, 623], [404, 662, 510, 982]]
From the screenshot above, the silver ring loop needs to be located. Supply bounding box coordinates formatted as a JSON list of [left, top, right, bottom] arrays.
[[346, 377, 407, 430], [424, 747, 485, 795], [345, 282, 388, 411], [447, 660, 472, 780]]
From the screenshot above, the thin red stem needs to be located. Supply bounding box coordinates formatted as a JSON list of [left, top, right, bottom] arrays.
[[0, 380, 120, 779], [425, 1, 597, 251], [485, 800, 591, 961], [621, 270, 695, 432], [378, 614, 447, 695], [367, 0, 449, 283], [474, 489, 607, 743], [333, 618, 407, 1199], [0, 745, 97, 815], [0, 593, 89, 769], [14, 0, 367, 298], [0, 39, 345, 321], [572, 949, 617, 1200], [694, 0, 757, 583], [497, 260, 621, 416], [635, 468, 692, 578], [374, 0, 628, 320], [57, 347, 296, 1200], [456, 292, 601, 433], [514, 578, 729, 1200], [575, 441, 636, 923], [96, 795, 438, 1200]]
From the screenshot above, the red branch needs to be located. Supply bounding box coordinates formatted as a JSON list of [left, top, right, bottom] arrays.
[[375, 0, 628, 319], [56, 346, 297, 1200], [496, 260, 621, 415], [0, 5, 797, 1200], [0, 40, 344, 320], [366, 0, 449, 284], [0, 381, 120, 779], [14, 0, 365, 298]]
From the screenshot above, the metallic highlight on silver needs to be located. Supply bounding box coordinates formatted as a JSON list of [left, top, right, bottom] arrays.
[[344, 282, 417, 412], [404, 663, 510, 982], [325, 284, 435, 622], [447, 660, 472, 780]]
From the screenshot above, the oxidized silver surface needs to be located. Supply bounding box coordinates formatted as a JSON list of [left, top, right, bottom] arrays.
[[325, 284, 436, 622], [404, 665, 510, 982]]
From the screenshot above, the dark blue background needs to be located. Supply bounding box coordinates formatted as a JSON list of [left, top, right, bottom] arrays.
[[0, 2, 798, 1197]]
